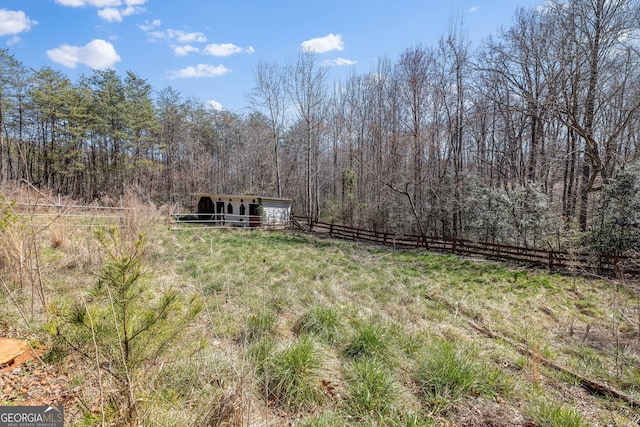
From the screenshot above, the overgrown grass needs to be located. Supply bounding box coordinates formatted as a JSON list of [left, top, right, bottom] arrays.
[[414, 338, 508, 414], [344, 319, 393, 361], [344, 358, 397, 419], [260, 336, 326, 410], [294, 304, 344, 344], [245, 309, 278, 342], [528, 400, 588, 427], [2, 215, 640, 425]]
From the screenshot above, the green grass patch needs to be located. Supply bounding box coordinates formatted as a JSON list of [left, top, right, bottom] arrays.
[[260, 336, 326, 410], [345, 358, 397, 419], [299, 412, 346, 426], [244, 309, 278, 342], [344, 319, 393, 361], [415, 338, 507, 413], [294, 304, 344, 344], [528, 400, 588, 427]]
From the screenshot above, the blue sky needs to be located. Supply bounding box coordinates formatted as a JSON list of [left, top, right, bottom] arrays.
[[2, 0, 541, 112]]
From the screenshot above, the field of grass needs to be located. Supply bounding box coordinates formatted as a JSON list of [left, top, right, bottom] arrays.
[[1, 209, 640, 426]]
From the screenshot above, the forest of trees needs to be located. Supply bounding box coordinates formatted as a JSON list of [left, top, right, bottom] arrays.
[[1, 0, 640, 251]]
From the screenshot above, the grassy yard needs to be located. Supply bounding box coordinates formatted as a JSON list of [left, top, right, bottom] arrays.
[[1, 214, 639, 426]]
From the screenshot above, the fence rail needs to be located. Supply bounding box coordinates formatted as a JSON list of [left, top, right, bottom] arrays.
[[1, 200, 128, 227], [292, 217, 639, 277], [169, 213, 263, 230]]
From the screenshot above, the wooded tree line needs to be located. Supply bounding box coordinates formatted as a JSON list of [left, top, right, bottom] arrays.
[[1, 0, 640, 251]]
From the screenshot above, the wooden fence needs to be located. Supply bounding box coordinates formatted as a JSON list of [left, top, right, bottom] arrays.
[[292, 217, 638, 277]]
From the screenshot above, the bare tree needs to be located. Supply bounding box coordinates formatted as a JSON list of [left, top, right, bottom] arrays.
[[396, 45, 434, 225], [249, 61, 289, 197], [286, 50, 328, 221], [546, 0, 640, 229], [437, 19, 470, 237]]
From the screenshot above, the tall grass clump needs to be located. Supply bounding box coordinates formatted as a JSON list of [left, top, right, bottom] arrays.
[[345, 358, 396, 420], [261, 336, 326, 410], [245, 309, 278, 342], [294, 304, 343, 344], [528, 400, 588, 427], [414, 339, 506, 414], [344, 319, 392, 360], [299, 412, 346, 426]]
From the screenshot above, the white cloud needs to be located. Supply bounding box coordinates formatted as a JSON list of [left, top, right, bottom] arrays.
[[167, 64, 231, 79], [168, 29, 206, 44], [301, 33, 344, 53], [203, 43, 254, 57], [6, 35, 20, 46], [55, 0, 120, 6], [145, 27, 206, 44], [469, 7, 479, 13], [55, 0, 146, 22], [55, 0, 146, 7], [0, 9, 38, 36], [139, 19, 160, 32], [173, 44, 199, 56], [47, 39, 121, 69], [323, 57, 356, 66], [98, 7, 123, 22], [98, 5, 142, 22], [207, 100, 223, 111]]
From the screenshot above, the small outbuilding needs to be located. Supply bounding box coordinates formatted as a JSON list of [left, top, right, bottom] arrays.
[[171, 194, 292, 229]]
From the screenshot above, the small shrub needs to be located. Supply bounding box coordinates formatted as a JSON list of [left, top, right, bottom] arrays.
[[49, 228, 203, 425], [294, 305, 343, 344], [415, 339, 505, 413], [344, 319, 391, 360], [263, 336, 325, 410], [529, 400, 587, 427], [345, 358, 396, 419]]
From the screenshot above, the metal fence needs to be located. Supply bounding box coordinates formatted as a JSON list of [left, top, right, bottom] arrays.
[[2, 199, 129, 227]]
